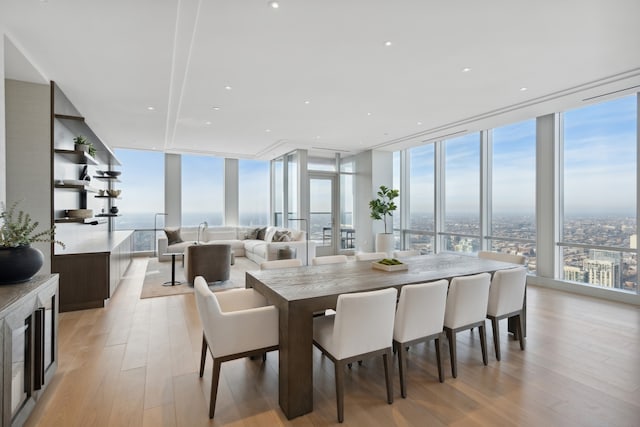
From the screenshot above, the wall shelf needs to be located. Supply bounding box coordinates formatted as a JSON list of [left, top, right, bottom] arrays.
[[95, 213, 121, 217], [54, 149, 98, 165], [94, 195, 120, 199], [93, 176, 121, 182], [54, 182, 100, 192]]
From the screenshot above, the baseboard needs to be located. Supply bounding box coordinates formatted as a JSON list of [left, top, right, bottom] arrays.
[[528, 276, 640, 306]]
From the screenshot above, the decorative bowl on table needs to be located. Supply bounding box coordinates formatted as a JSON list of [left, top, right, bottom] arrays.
[[372, 258, 409, 272], [107, 189, 121, 197]]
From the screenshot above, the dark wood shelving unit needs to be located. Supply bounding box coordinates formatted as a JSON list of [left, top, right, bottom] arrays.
[[93, 175, 121, 182]]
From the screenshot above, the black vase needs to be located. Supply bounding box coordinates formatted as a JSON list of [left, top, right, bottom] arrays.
[[0, 245, 45, 284]]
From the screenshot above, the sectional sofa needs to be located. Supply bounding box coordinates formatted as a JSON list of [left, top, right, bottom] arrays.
[[157, 225, 315, 265]]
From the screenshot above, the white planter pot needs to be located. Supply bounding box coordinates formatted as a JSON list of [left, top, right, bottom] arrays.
[[375, 233, 395, 257]]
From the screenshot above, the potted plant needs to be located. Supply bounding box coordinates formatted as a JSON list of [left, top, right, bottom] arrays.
[[369, 185, 399, 256], [73, 135, 97, 158], [0, 201, 65, 284]]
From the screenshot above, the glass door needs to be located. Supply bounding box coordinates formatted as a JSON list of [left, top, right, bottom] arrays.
[[309, 174, 338, 256]]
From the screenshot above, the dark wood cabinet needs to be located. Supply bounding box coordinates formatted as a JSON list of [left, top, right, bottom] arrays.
[[0, 275, 59, 427]]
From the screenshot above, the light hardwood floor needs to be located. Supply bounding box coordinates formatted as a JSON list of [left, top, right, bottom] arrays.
[[25, 258, 640, 426]]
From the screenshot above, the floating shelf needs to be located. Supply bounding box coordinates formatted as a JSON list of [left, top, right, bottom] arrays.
[[95, 213, 121, 217], [92, 176, 121, 182], [54, 182, 100, 192], [55, 217, 107, 224], [94, 195, 121, 199], [54, 149, 98, 165]]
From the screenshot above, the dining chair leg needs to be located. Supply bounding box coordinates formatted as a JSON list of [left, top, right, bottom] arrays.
[[396, 342, 408, 398], [335, 361, 345, 423], [435, 336, 444, 383], [383, 349, 394, 404], [515, 314, 525, 350], [199, 335, 207, 377], [445, 329, 457, 378], [490, 317, 501, 361], [209, 359, 222, 419], [479, 324, 488, 366]]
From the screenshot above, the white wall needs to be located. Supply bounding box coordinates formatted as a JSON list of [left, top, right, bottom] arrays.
[[0, 32, 6, 205], [224, 158, 238, 225], [5, 79, 52, 274], [164, 153, 181, 227]]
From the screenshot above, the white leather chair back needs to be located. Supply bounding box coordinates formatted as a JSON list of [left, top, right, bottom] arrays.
[[394, 280, 448, 343], [478, 251, 525, 265], [355, 252, 388, 261], [260, 258, 303, 270], [332, 288, 397, 360], [194, 276, 277, 358], [444, 273, 491, 329], [312, 255, 348, 265], [393, 249, 420, 258], [487, 267, 527, 317]]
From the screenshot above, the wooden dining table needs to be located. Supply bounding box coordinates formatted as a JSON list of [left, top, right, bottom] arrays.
[[245, 252, 523, 419]]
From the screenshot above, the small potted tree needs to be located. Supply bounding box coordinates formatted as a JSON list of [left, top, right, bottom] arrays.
[[369, 185, 399, 256], [73, 135, 97, 158]]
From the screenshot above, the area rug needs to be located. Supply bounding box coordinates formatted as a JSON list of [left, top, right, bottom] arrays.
[[140, 256, 260, 299]]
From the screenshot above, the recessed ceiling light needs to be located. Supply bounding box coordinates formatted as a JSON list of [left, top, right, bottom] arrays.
[[265, 129, 271, 133], [212, 106, 221, 110], [205, 121, 212, 125], [224, 85, 232, 91], [268, 1, 279, 8], [417, 121, 423, 125], [304, 100, 310, 104], [462, 67, 472, 72], [520, 87, 528, 91], [367, 112, 373, 116], [315, 136, 321, 139], [146, 106, 155, 111], [384, 41, 392, 47]]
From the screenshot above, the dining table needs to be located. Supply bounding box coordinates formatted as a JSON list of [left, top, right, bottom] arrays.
[[245, 252, 524, 419]]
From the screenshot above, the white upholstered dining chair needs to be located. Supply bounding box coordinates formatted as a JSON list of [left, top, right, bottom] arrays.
[[393, 280, 448, 397], [313, 287, 397, 423], [486, 267, 527, 360], [193, 276, 279, 418], [260, 258, 303, 270], [312, 254, 348, 265], [355, 251, 388, 261], [443, 273, 491, 378]]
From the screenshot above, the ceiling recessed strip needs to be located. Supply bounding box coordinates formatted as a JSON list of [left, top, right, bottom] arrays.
[[582, 84, 640, 102]]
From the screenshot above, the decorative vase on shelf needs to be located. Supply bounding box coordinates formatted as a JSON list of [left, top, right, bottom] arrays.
[[0, 245, 44, 284], [110, 206, 119, 214]]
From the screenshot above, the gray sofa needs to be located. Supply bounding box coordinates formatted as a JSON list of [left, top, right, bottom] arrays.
[[157, 225, 315, 265]]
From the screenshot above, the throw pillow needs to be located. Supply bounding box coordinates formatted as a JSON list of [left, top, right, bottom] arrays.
[[247, 227, 260, 240], [273, 230, 291, 242], [278, 233, 291, 242], [164, 227, 183, 245], [256, 227, 267, 240]]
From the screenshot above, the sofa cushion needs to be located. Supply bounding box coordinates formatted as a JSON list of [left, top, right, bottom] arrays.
[[273, 230, 291, 242], [206, 230, 237, 241], [165, 241, 193, 254], [256, 227, 267, 240], [243, 240, 264, 253], [289, 230, 304, 241], [164, 227, 184, 245]]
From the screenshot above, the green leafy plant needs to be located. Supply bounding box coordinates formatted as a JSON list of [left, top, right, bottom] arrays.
[[73, 135, 97, 158], [0, 201, 65, 248], [369, 185, 399, 234]]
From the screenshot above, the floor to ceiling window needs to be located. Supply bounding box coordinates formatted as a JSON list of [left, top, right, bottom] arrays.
[[561, 95, 637, 293], [181, 154, 223, 226], [113, 148, 164, 252], [442, 132, 481, 252], [238, 159, 269, 226], [406, 144, 435, 253], [489, 120, 537, 271]]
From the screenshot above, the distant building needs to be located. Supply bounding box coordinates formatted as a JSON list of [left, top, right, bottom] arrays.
[[631, 234, 637, 249], [564, 266, 584, 282], [584, 250, 621, 288]]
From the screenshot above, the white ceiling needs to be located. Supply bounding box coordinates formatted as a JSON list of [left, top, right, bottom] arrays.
[[2, 0, 640, 160]]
